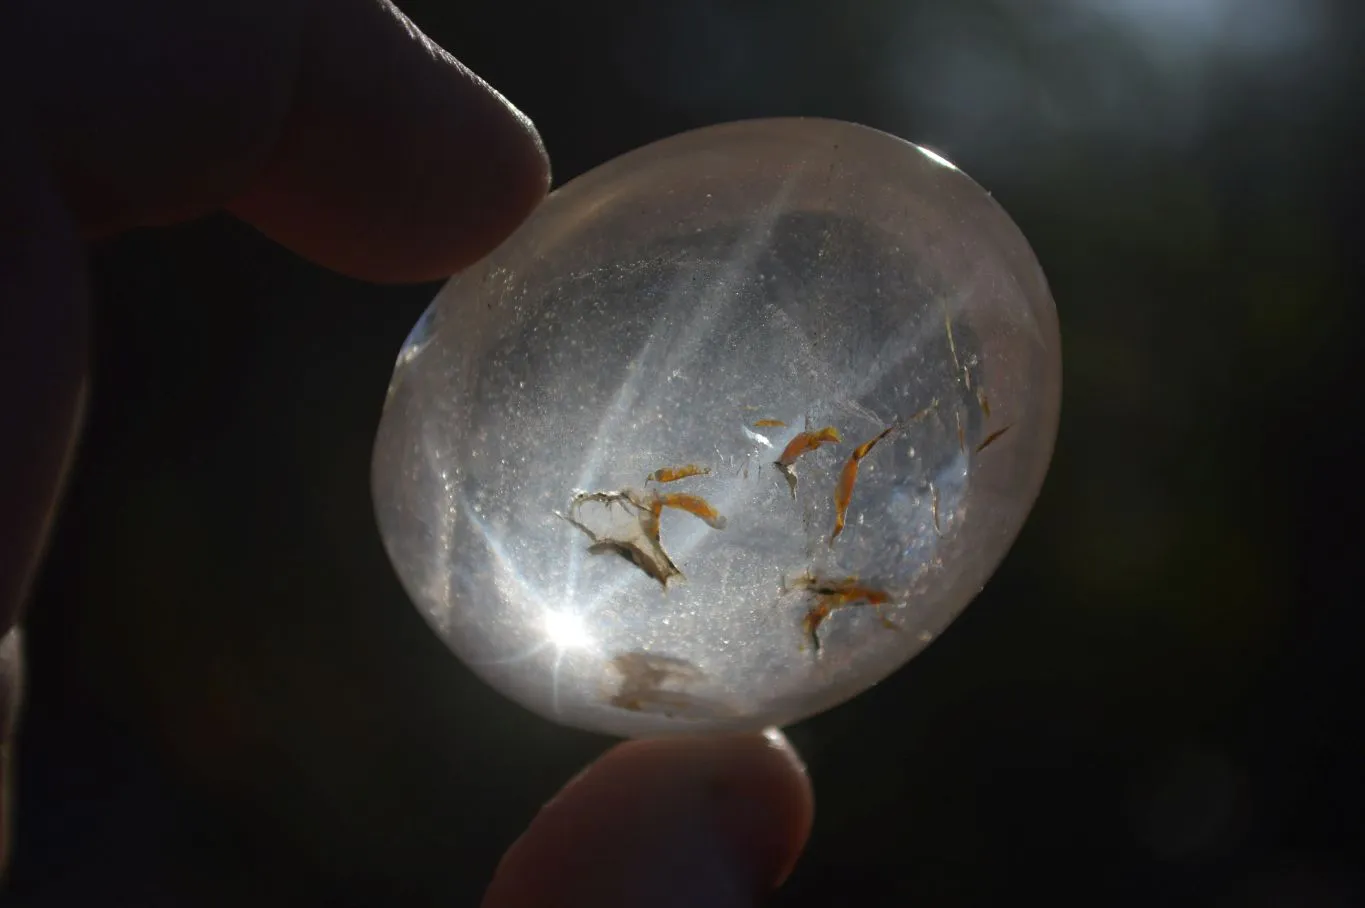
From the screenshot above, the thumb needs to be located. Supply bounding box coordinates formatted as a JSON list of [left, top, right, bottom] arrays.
[[482, 730, 814, 908]]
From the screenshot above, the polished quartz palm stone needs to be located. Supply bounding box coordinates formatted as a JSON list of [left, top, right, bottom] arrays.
[[371, 118, 1062, 738]]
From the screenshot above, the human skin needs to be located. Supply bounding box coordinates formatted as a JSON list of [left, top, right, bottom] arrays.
[[0, 1, 813, 903]]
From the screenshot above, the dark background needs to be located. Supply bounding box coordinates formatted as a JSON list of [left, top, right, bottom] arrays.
[[8, 0, 1364, 904]]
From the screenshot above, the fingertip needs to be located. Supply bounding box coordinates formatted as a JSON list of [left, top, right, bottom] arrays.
[[227, 0, 550, 283], [483, 730, 813, 908], [22, 0, 548, 282]]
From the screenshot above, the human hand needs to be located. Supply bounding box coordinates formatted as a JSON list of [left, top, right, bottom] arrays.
[[0, 0, 813, 902]]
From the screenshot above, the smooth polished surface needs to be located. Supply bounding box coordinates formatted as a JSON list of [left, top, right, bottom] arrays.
[[373, 118, 1061, 737]]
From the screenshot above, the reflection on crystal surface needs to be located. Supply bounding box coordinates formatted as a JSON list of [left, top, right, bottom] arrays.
[[372, 118, 1062, 738]]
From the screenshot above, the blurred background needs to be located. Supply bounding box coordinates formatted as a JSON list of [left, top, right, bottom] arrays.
[[8, 0, 1364, 904]]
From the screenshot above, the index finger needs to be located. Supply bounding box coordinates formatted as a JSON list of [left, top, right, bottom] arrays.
[[19, 0, 549, 282]]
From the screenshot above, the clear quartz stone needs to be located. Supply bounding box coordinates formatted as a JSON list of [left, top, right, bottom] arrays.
[[372, 118, 1062, 738]]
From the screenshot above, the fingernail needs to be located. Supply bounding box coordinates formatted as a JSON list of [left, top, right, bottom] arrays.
[[483, 731, 813, 908], [651, 731, 809, 906]]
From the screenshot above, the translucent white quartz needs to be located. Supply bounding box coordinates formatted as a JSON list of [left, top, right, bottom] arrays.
[[372, 118, 1062, 737]]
